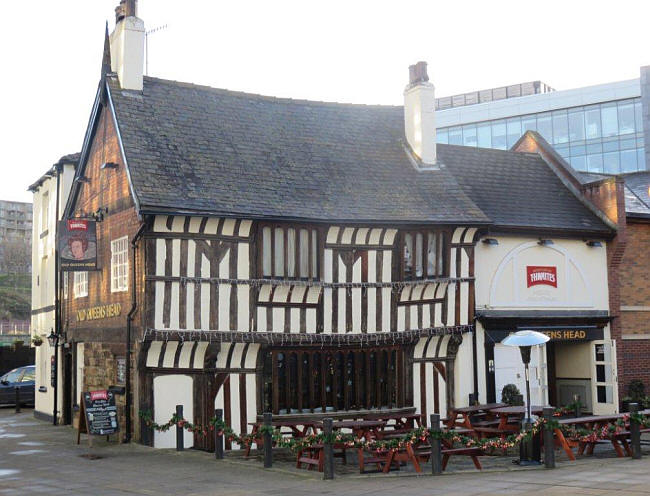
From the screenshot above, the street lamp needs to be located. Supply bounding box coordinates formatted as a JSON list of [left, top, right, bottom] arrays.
[[47, 330, 59, 348], [502, 330, 549, 465]]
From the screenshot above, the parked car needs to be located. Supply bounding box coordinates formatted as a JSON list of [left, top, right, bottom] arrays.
[[0, 365, 35, 406]]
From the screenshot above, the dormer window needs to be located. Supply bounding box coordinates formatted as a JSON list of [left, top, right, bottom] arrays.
[[260, 224, 319, 279], [402, 230, 447, 280]]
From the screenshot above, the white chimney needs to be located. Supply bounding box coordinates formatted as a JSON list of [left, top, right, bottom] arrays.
[[109, 0, 145, 91], [404, 61, 436, 165]]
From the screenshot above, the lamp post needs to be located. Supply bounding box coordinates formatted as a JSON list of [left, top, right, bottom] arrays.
[[501, 330, 549, 465]]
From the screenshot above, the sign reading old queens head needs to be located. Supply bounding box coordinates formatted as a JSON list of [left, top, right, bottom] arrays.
[[59, 219, 98, 271], [526, 266, 557, 288]]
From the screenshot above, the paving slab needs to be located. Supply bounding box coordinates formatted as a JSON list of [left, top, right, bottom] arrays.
[[4, 408, 650, 495]]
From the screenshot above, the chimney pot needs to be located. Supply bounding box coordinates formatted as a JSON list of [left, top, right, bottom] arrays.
[[408, 61, 429, 86], [115, 0, 137, 23]]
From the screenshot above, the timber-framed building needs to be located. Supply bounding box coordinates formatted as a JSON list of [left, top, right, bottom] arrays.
[[56, 2, 616, 447]]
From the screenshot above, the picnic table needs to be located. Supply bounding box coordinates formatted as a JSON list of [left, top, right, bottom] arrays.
[[364, 412, 422, 432], [245, 420, 319, 457], [297, 419, 388, 473], [554, 410, 650, 461], [446, 403, 506, 430]]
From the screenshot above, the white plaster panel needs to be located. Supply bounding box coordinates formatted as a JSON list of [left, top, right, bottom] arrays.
[[326, 227, 340, 244], [162, 341, 178, 368], [221, 219, 236, 236], [146, 341, 163, 368], [153, 375, 193, 449], [193, 342, 208, 369]]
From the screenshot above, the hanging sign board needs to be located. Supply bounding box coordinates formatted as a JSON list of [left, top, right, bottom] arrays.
[[77, 390, 119, 445], [59, 219, 98, 271]]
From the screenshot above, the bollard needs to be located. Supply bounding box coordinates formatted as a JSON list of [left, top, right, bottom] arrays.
[[176, 405, 184, 451], [323, 418, 334, 480], [14, 387, 21, 414], [263, 413, 273, 468], [543, 407, 555, 469], [430, 414, 443, 475], [573, 394, 581, 418], [630, 402, 642, 460], [214, 409, 224, 460]]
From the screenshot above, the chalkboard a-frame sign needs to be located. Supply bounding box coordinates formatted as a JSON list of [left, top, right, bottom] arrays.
[[77, 390, 119, 446]]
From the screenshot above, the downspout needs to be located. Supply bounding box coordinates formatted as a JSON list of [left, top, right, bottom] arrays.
[[472, 315, 479, 404], [53, 165, 61, 425], [125, 221, 147, 443]]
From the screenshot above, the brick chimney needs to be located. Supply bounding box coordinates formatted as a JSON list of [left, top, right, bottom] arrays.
[[109, 0, 145, 91], [404, 61, 436, 165]]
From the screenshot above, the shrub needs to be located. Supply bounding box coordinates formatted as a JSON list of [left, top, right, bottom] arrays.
[[501, 384, 524, 406], [628, 380, 645, 403]]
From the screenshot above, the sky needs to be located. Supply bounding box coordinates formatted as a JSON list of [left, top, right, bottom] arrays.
[[1, 0, 649, 203]]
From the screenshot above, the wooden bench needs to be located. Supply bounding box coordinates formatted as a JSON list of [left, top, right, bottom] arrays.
[[296, 444, 323, 471], [473, 426, 513, 438], [415, 446, 483, 471]]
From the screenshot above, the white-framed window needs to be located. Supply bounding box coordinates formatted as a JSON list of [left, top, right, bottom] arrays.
[[111, 236, 129, 292], [41, 191, 49, 234], [73, 271, 88, 298], [261, 225, 318, 279]]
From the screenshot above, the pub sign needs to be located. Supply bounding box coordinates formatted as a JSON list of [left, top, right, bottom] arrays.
[[59, 220, 97, 271], [526, 266, 557, 288]]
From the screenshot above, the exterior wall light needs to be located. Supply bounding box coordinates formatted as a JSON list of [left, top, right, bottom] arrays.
[[586, 240, 602, 247], [100, 162, 119, 170], [74, 176, 90, 183], [47, 330, 59, 348], [537, 239, 554, 246], [482, 238, 499, 246]]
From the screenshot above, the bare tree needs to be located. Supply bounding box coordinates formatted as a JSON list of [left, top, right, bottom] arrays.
[[0, 237, 31, 275]]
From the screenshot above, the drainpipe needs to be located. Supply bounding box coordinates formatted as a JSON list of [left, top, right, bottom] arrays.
[[472, 315, 479, 404], [53, 164, 62, 425], [125, 222, 147, 443]]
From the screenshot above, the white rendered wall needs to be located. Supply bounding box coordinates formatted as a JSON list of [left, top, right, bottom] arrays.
[[153, 375, 194, 449], [475, 236, 609, 311], [453, 334, 475, 408], [31, 164, 75, 420]]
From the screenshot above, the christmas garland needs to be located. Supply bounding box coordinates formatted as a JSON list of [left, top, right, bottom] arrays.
[[139, 410, 649, 454]]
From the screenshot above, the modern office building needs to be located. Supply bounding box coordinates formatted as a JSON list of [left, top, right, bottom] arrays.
[[435, 67, 650, 175]]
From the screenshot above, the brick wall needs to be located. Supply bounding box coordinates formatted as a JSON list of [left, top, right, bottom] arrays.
[[618, 220, 650, 397], [62, 103, 145, 440]]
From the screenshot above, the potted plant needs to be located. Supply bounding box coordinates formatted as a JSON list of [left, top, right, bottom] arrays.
[[31, 335, 43, 347], [501, 384, 524, 406], [623, 380, 646, 411]]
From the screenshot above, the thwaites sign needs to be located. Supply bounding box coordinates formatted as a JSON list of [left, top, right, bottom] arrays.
[[59, 219, 97, 271], [526, 266, 557, 288]]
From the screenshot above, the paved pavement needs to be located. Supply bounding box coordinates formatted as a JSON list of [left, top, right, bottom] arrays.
[[3, 408, 650, 495]]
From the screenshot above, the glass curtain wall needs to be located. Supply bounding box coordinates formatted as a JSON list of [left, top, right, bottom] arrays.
[[437, 99, 645, 174]]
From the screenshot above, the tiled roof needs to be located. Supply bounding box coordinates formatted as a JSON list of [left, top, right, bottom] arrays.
[[622, 171, 650, 217], [107, 76, 488, 224], [438, 144, 612, 234], [28, 152, 80, 192], [575, 170, 650, 218]]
